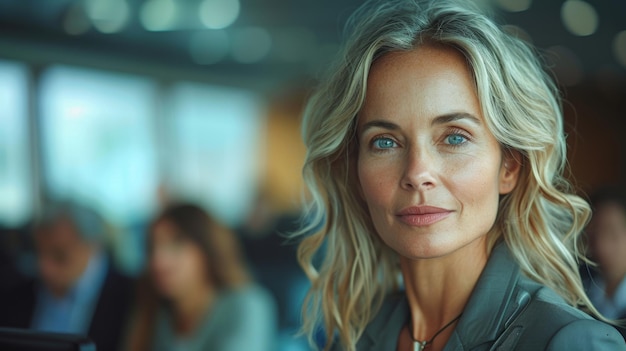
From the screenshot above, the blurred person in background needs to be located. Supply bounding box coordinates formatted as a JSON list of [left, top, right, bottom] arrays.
[[0, 202, 134, 351], [238, 191, 311, 350], [126, 203, 277, 351], [585, 188, 626, 320]]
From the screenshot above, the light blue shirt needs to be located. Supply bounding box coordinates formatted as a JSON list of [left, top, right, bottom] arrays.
[[31, 251, 109, 334], [587, 275, 626, 319], [153, 284, 277, 351]]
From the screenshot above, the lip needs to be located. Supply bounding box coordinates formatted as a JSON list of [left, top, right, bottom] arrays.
[[396, 206, 453, 227]]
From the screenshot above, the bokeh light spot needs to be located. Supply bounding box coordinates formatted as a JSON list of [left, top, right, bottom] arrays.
[[613, 30, 626, 68], [85, 0, 130, 34], [199, 0, 240, 30], [231, 27, 272, 64], [561, 0, 598, 37], [494, 0, 532, 12], [140, 0, 178, 32], [189, 30, 230, 65]]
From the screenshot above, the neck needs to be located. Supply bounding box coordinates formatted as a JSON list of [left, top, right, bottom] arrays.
[[401, 237, 488, 343], [171, 282, 216, 335]]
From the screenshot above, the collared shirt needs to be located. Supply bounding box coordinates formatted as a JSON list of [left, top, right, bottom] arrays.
[[31, 251, 109, 334], [586, 275, 626, 320]]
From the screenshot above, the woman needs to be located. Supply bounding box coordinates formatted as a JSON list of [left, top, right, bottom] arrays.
[[126, 203, 276, 351], [293, 0, 626, 350]]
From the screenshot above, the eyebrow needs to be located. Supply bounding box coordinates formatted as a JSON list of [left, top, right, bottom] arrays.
[[359, 120, 400, 133], [431, 113, 481, 126], [359, 112, 481, 135]]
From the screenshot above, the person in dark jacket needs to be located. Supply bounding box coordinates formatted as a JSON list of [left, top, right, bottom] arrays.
[[0, 202, 133, 351]]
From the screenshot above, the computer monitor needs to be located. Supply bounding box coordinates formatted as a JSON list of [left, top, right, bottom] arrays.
[[0, 327, 95, 351]]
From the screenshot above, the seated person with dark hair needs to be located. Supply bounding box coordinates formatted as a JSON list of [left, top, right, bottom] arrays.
[[0, 202, 134, 351]]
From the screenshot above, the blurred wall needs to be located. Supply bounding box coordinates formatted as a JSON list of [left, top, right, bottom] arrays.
[[564, 79, 626, 194]]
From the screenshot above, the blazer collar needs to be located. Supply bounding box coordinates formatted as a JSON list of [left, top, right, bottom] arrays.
[[361, 242, 523, 351], [444, 242, 523, 350]]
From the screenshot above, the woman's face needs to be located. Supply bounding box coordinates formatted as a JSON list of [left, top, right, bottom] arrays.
[[357, 44, 519, 260], [149, 219, 210, 299]]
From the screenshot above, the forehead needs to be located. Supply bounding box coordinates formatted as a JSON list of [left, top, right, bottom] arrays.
[[372, 43, 469, 76], [35, 219, 79, 242], [152, 219, 180, 238], [359, 44, 481, 126]]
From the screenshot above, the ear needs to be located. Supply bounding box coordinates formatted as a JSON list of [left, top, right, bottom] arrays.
[[499, 150, 521, 195]]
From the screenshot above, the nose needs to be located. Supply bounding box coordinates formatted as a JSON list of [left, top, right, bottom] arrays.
[[400, 147, 437, 191]]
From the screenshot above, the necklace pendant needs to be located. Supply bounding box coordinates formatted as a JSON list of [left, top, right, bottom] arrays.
[[413, 340, 427, 351]]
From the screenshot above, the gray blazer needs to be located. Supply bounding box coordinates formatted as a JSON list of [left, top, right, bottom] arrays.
[[341, 243, 625, 351]]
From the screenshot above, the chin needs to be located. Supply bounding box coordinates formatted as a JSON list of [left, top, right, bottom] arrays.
[[399, 245, 458, 260], [385, 230, 485, 261]]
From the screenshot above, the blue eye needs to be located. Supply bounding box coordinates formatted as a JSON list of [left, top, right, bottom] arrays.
[[372, 137, 397, 149], [445, 134, 467, 146]]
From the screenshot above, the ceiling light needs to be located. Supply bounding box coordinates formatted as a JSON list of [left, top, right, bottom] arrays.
[[493, 0, 532, 12], [561, 0, 598, 37], [85, 0, 130, 34], [189, 30, 230, 65], [199, 0, 240, 30], [231, 27, 272, 64], [140, 0, 178, 32], [614, 31, 626, 68]]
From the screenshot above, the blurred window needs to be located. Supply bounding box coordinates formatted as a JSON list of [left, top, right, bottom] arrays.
[[165, 82, 265, 225], [39, 66, 159, 224], [0, 60, 32, 226]]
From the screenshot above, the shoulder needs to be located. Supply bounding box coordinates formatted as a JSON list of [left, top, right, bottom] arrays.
[[222, 284, 274, 305], [515, 273, 591, 322], [546, 319, 626, 350], [503, 281, 625, 350], [150, 308, 175, 350], [200, 285, 277, 350], [217, 284, 276, 319]]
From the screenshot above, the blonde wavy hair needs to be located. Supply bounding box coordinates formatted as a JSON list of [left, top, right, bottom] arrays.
[[294, 0, 601, 350]]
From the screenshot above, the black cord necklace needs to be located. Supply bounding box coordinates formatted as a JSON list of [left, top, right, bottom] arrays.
[[409, 313, 462, 351]]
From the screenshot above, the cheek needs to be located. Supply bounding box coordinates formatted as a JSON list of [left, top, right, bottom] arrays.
[[441, 154, 502, 242], [149, 252, 171, 279], [357, 157, 397, 209], [150, 247, 207, 289], [39, 257, 59, 280], [598, 235, 626, 255], [447, 154, 501, 205], [176, 247, 209, 283]]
